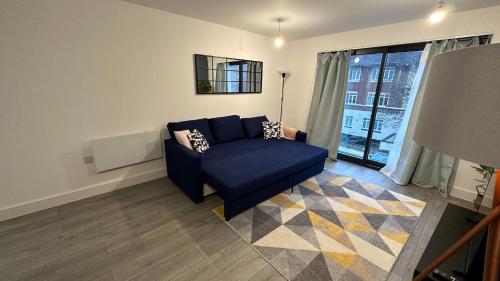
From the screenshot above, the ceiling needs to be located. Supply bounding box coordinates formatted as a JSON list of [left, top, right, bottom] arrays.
[[125, 0, 500, 40]]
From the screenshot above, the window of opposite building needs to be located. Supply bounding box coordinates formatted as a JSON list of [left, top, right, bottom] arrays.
[[348, 68, 361, 82], [345, 91, 358, 104]]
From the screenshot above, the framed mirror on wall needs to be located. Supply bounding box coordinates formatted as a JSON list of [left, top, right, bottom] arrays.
[[194, 54, 263, 94]]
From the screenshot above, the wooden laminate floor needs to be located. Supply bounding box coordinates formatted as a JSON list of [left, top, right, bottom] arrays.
[[0, 161, 462, 281]]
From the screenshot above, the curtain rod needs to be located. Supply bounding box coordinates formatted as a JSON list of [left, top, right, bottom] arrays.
[[317, 32, 494, 54]]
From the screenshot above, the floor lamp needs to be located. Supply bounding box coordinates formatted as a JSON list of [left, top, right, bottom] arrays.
[[279, 70, 290, 122], [413, 43, 500, 280]]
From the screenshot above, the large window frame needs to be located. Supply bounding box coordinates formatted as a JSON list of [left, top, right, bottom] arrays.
[[338, 42, 426, 169], [333, 35, 492, 170]]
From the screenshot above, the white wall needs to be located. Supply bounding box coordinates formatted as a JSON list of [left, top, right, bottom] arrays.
[[0, 0, 287, 220], [2, 2, 498, 221], [284, 6, 500, 206]]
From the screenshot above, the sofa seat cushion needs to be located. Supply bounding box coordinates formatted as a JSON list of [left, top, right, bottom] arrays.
[[201, 139, 328, 200], [209, 115, 245, 144]]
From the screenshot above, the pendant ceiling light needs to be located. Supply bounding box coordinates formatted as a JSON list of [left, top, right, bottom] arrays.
[[429, 0, 447, 23], [274, 19, 285, 48]]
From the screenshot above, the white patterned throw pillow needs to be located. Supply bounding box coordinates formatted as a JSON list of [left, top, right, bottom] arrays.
[[187, 129, 210, 154], [262, 121, 282, 140]]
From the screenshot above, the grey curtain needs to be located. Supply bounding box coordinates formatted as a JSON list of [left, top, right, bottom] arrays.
[[245, 61, 256, 92], [381, 35, 492, 195], [306, 51, 351, 159], [215, 63, 227, 92]]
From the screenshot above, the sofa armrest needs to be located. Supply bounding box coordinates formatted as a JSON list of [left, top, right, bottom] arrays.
[[165, 139, 204, 203], [295, 131, 307, 143]]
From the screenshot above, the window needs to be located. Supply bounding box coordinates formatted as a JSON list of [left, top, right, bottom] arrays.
[[366, 92, 375, 105], [362, 118, 383, 131], [338, 37, 488, 167], [366, 92, 389, 106], [348, 68, 361, 82], [362, 118, 370, 130], [374, 120, 383, 131], [378, 93, 390, 107], [370, 69, 379, 82], [345, 91, 358, 104], [344, 116, 354, 128], [383, 66, 396, 81], [370, 67, 396, 82]]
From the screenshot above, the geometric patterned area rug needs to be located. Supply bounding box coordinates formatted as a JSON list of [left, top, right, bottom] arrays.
[[213, 172, 426, 281]]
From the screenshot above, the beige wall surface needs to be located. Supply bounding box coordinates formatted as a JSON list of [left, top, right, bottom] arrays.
[[283, 6, 500, 206], [0, 0, 287, 219]]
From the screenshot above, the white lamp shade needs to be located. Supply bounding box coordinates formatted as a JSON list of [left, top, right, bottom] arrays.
[[414, 43, 500, 168]]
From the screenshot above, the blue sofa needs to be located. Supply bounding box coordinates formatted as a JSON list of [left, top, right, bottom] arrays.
[[165, 115, 328, 220]]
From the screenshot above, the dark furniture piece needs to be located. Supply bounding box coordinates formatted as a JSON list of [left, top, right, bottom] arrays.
[[194, 54, 263, 94], [165, 115, 328, 220], [415, 203, 487, 281]]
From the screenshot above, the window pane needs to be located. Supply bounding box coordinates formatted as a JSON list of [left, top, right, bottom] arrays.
[[345, 91, 358, 104], [348, 68, 361, 82], [226, 66, 240, 92], [362, 118, 370, 130], [368, 50, 423, 164], [196, 68, 214, 81], [378, 93, 390, 107], [366, 92, 375, 105], [383, 66, 396, 81], [370, 69, 379, 82], [197, 80, 215, 93], [339, 53, 383, 159]]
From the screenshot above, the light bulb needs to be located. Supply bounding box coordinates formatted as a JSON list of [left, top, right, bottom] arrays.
[[354, 57, 360, 64], [429, 9, 446, 23], [274, 36, 284, 48]]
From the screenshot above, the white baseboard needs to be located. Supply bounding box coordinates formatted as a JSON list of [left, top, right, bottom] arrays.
[[449, 185, 493, 208], [4, 169, 488, 222], [0, 168, 167, 222]]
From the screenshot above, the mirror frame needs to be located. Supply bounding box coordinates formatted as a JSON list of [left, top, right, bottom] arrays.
[[194, 54, 263, 95]]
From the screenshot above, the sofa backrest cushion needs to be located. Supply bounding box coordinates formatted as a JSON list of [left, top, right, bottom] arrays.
[[209, 115, 245, 144], [167, 118, 215, 145], [241, 116, 269, 138]]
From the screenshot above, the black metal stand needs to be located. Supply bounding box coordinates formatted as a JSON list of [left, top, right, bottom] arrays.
[[279, 73, 286, 122]]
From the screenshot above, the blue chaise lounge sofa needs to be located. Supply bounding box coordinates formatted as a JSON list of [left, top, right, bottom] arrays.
[[165, 115, 328, 220]]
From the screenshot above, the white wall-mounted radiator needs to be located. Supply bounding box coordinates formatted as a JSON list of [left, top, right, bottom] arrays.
[[90, 130, 163, 172]]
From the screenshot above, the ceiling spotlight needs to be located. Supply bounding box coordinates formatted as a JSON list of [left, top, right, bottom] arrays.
[[429, 0, 446, 23], [274, 19, 285, 48]]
